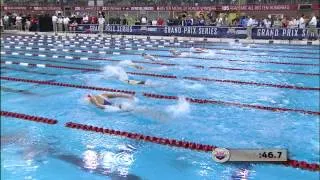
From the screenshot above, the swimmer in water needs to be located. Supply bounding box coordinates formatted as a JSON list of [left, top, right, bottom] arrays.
[[142, 53, 156, 61], [169, 49, 182, 57], [123, 79, 146, 85], [87, 93, 134, 109], [129, 64, 144, 70], [193, 48, 207, 53]]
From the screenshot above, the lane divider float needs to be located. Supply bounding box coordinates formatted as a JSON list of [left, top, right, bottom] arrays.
[[1, 110, 318, 171], [2, 60, 319, 91], [1, 76, 319, 116], [1, 111, 58, 124]]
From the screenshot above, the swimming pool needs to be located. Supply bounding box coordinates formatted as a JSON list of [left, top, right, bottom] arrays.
[[1, 34, 319, 180]]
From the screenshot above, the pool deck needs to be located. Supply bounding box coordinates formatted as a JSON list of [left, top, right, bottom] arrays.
[[2, 30, 320, 46]]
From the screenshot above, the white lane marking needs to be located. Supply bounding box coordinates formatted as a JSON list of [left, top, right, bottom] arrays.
[[20, 62, 28, 66], [99, 51, 106, 54], [36, 64, 46, 68], [50, 49, 57, 51], [0, 52, 5, 54], [53, 55, 58, 58], [39, 54, 46, 57], [39, 48, 45, 51], [26, 47, 32, 50], [62, 49, 69, 52], [80, 57, 88, 60], [138, 48, 144, 51], [87, 51, 93, 53], [113, 52, 120, 55], [5, 61, 12, 64], [75, 50, 81, 52], [65, 56, 73, 59], [12, 52, 19, 55], [25, 53, 32, 56]]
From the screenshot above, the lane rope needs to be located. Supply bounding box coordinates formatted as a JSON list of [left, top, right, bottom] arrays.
[[2, 44, 319, 66], [2, 51, 318, 77], [1, 76, 319, 116], [2, 60, 319, 91], [1, 110, 319, 172], [3, 36, 319, 55], [1, 111, 58, 124]]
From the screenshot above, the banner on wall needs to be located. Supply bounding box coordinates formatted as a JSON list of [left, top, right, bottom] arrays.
[[2, 4, 319, 12], [75, 25, 319, 39], [252, 28, 320, 39], [75, 24, 250, 38]]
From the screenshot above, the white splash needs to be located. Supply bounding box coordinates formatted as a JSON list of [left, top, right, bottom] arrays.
[[166, 97, 190, 117], [185, 83, 204, 90], [102, 65, 128, 81], [118, 60, 134, 67]]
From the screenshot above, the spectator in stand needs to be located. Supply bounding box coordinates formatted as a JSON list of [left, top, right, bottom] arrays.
[[152, 19, 157, 26], [157, 17, 164, 26], [298, 14, 305, 29], [25, 18, 30, 31], [317, 16, 320, 28], [83, 14, 89, 24], [98, 15, 105, 34], [273, 17, 281, 28], [4, 14, 9, 30], [281, 16, 288, 28], [16, 14, 22, 30], [288, 17, 297, 28], [70, 20, 78, 33], [30, 16, 38, 31], [141, 16, 147, 25], [57, 16, 63, 32], [0, 16, 3, 32], [91, 15, 98, 24], [216, 14, 223, 27], [63, 16, 70, 32], [239, 15, 247, 28], [263, 17, 271, 28], [246, 16, 253, 39], [52, 14, 57, 32], [308, 13, 318, 40], [199, 16, 205, 26], [185, 15, 193, 26]]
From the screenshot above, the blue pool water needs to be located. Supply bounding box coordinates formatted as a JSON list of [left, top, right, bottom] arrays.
[[1, 34, 319, 180]]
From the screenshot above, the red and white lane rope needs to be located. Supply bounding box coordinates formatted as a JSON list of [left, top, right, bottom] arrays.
[[3, 37, 319, 55], [2, 44, 319, 65], [2, 60, 319, 91], [2, 51, 319, 76], [0, 110, 319, 171], [1, 76, 319, 116]]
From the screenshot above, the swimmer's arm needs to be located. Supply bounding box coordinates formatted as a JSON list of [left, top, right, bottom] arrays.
[[102, 93, 134, 99], [89, 97, 105, 109], [130, 64, 144, 69]]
